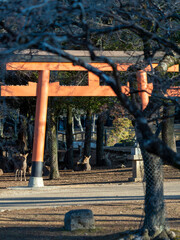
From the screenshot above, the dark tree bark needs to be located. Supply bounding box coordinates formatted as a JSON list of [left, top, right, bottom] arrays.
[[17, 115, 28, 153], [142, 152, 165, 235], [47, 99, 60, 180], [131, 64, 167, 237], [162, 105, 176, 153], [96, 113, 105, 166], [27, 116, 34, 150], [83, 109, 92, 158], [65, 105, 74, 169], [135, 123, 166, 237]]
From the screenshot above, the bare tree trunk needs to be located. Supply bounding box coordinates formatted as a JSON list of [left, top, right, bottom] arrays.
[[142, 152, 165, 236], [27, 116, 34, 150], [48, 99, 60, 180], [96, 113, 104, 166], [129, 69, 169, 238], [65, 105, 73, 169], [135, 123, 167, 238], [162, 105, 176, 153], [17, 115, 28, 153], [92, 114, 97, 138], [75, 115, 83, 132], [72, 116, 75, 135], [83, 109, 92, 158]]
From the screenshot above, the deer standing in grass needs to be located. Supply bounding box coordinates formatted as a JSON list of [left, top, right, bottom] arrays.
[[14, 153, 28, 181]]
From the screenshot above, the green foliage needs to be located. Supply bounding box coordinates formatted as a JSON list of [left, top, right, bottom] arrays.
[[51, 71, 88, 86], [49, 71, 115, 117], [107, 117, 135, 146], [91, 30, 143, 51]]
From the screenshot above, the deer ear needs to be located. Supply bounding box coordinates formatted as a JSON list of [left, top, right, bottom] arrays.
[[20, 153, 22, 157], [25, 153, 28, 157]]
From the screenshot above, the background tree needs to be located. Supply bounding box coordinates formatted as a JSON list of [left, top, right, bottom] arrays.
[[96, 111, 106, 166], [65, 104, 74, 168], [47, 98, 60, 179]]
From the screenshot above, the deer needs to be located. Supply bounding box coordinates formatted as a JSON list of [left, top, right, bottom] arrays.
[[74, 155, 91, 171], [14, 153, 28, 181]]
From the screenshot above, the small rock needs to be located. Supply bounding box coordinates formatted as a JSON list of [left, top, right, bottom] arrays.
[[64, 209, 95, 231], [166, 228, 176, 239]]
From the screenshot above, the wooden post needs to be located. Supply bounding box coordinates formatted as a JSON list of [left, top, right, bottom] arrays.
[[136, 70, 149, 110], [28, 70, 50, 187]]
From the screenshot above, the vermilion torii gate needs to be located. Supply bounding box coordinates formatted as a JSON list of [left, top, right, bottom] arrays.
[[1, 61, 179, 187]]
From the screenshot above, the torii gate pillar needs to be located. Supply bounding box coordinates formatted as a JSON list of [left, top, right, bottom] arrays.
[[137, 70, 149, 110], [28, 70, 50, 187]]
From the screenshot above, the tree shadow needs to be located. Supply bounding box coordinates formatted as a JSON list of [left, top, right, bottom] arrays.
[[0, 226, 137, 240]]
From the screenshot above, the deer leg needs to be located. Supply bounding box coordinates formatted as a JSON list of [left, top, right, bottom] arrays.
[[18, 170, 20, 180], [24, 170, 26, 181], [20, 170, 22, 181]]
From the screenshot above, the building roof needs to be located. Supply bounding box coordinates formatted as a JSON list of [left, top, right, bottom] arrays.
[[1, 49, 175, 63]]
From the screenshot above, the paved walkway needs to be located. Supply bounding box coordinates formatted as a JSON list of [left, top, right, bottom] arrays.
[[0, 181, 179, 211]]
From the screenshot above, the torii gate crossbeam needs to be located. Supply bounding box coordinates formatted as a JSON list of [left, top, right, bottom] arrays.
[[1, 62, 179, 187]]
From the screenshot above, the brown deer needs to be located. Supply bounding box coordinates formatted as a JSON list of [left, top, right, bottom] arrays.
[[74, 155, 91, 171], [14, 153, 28, 181]]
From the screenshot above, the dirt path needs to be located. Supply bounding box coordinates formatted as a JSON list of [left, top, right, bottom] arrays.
[[0, 165, 179, 239]]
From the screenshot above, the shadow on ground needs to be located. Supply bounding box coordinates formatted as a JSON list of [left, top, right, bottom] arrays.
[[0, 226, 133, 240]]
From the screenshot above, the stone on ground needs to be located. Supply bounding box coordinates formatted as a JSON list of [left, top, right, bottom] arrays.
[[64, 209, 95, 231]]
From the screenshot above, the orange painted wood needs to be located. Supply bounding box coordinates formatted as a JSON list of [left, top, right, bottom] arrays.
[[147, 83, 153, 95], [1, 82, 37, 96], [144, 64, 179, 72], [6, 62, 86, 71], [48, 83, 129, 96], [1, 81, 130, 97], [3, 62, 179, 99], [166, 64, 179, 72], [146, 84, 180, 97], [32, 70, 50, 163], [166, 87, 180, 97], [88, 72, 100, 87], [1, 81, 179, 97], [49, 85, 116, 96], [6, 62, 179, 72], [6, 62, 131, 71], [137, 70, 149, 110], [91, 63, 132, 71]]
